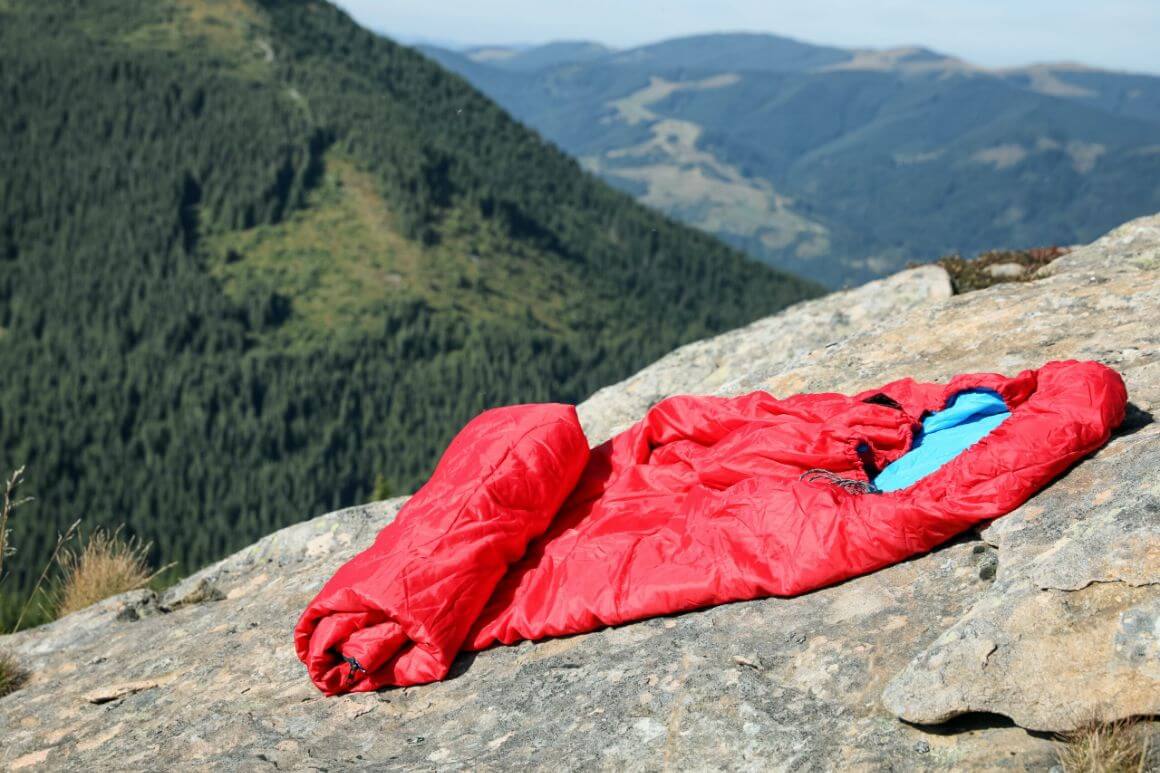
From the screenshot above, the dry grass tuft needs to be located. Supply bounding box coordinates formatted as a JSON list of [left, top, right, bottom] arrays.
[[54, 528, 158, 618], [0, 650, 27, 697], [1, 466, 33, 582], [1056, 718, 1154, 773], [911, 245, 1070, 294]]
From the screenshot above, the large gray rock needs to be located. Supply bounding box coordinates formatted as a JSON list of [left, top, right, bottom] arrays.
[[579, 264, 952, 443], [1, 215, 1158, 770], [735, 217, 1160, 734]]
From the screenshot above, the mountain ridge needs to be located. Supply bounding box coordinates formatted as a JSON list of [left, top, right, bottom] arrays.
[[421, 32, 1160, 286], [451, 32, 1160, 80]]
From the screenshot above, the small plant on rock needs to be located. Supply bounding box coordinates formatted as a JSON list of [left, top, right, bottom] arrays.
[[1, 466, 34, 697], [912, 245, 1071, 294], [53, 527, 162, 618], [0, 466, 33, 582], [0, 650, 27, 697], [1056, 718, 1154, 773]]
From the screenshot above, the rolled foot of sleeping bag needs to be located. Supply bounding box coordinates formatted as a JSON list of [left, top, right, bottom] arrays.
[[294, 403, 589, 694]]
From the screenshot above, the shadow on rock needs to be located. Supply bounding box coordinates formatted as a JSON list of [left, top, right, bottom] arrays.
[[445, 650, 483, 682], [1116, 402, 1154, 438], [903, 711, 1053, 739]]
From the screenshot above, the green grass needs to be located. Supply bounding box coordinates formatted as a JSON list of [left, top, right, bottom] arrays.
[[208, 156, 596, 348], [115, 0, 273, 81]]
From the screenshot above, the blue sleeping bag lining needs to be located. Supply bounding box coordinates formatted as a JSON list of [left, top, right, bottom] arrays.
[[873, 389, 1010, 492]]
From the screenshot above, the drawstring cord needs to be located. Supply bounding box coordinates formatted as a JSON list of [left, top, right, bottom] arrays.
[[344, 656, 366, 683], [800, 469, 881, 495]]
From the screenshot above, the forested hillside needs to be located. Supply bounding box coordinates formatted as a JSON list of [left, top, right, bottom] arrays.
[[0, 0, 819, 625]]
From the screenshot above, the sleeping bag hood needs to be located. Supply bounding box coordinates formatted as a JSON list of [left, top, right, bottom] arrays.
[[295, 360, 1127, 695]]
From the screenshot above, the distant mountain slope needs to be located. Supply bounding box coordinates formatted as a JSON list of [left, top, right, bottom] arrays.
[[606, 33, 851, 72], [1000, 64, 1160, 125], [464, 41, 614, 71], [422, 33, 1160, 286], [0, 1, 818, 624]]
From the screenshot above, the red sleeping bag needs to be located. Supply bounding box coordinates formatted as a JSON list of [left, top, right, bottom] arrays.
[[295, 360, 1126, 695]]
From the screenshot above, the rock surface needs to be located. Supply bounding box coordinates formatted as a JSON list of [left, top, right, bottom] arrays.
[[2, 215, 1158, 770], [578, 264, 952, 443], [985, 262, 1026, 279]]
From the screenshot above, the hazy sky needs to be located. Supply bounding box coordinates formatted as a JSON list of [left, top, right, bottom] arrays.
[[334, 0, 1160, 74]]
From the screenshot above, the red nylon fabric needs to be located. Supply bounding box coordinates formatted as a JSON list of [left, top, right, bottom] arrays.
[[295, 360, 1126, 695]]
